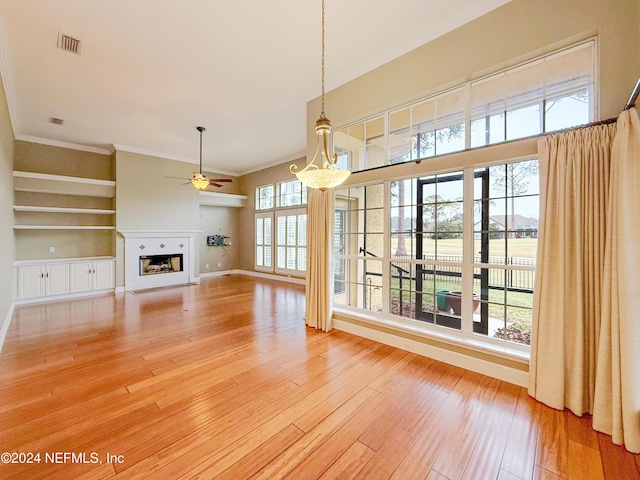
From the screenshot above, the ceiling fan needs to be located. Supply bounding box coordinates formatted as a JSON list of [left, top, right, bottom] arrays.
[[168, 126, 234, 189]]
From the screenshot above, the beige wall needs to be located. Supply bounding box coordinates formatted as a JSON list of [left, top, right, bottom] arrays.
[[309, 0, 640, 171], [236, 158, 306, 272], [0, 72, 15, 335], [14, 141, 114, 180]]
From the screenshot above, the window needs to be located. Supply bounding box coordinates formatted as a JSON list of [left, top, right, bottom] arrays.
[[255, 180, 308, 276], [277, 179, 307, 207], [275, 209, 307, 275], [472, 160, 539, 344], [470, 42, 593, 148], [336, 40, 594, 171], [389, 88, 466, 165], [256, 184, 274, 210], [333, 184, 385, 313], [333, 115, 386, 172], [255, 213, 273, 271], [335, 159, 539, 347]]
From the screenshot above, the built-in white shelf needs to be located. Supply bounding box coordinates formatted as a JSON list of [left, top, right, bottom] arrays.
[[14, 205, 116, 214], [14, 225, 116, 230], [13, 171, 116, 198], [199, 191, 247, 207]]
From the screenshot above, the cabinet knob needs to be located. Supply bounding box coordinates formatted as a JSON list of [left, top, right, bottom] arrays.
[[41, 272, 44, 278]]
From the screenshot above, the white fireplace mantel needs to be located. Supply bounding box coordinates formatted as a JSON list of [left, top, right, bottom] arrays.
[[118, 230, 201, 291]]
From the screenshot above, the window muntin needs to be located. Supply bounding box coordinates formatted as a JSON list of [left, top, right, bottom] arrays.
[[255, 184, 274, 210], [277, 179, 307, 207]]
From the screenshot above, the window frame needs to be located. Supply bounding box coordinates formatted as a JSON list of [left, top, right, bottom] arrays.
[[333, 154, 539, 357]]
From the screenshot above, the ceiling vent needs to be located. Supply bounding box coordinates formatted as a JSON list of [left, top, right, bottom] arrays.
[[49, 117, 64, 126], [57, 33, 81, 55]]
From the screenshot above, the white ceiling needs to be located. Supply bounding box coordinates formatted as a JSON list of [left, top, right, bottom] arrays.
[[0, 0, 510, 176]]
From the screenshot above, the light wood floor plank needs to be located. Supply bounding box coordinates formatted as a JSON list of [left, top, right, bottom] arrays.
[[0, 275, 634, 480]]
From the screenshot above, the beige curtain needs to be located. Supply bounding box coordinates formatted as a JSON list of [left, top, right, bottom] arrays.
[[530, 109, 640, 453], [305, 188, 334, 331], [593, 108, 640, 453], [529, 123, 617, 415]]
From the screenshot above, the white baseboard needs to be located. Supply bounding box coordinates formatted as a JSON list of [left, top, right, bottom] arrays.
[[333, 318, 529, 387], [0, 302, 15, 353], [199, 269, 305, 285], [115, 286, 125, 294], [199, 269, 235, 279]]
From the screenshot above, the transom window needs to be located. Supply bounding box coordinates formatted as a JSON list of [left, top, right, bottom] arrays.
[[277, 179, 307, 207], [255, 184, 274, 210], [335, 40, 594, 172]]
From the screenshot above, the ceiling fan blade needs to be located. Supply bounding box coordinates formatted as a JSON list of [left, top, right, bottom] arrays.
[[208, 178, 234, 183], [165, 175, 190, 180], [209, 182, 223, 188]]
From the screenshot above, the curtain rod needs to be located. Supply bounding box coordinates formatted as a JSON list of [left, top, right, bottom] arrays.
[[624, 78, 640, 111]]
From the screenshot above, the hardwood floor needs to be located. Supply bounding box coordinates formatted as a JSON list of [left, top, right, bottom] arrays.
[[0, 275, 638, 479]]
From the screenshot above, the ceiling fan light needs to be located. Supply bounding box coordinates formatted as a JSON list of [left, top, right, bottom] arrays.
[[192, 179, 209, 190], [192, 173, 210, 190]]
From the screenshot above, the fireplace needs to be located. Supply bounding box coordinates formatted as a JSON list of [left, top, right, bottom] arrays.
[[118, 230, 201, 291], [139, 254, 183, 276]]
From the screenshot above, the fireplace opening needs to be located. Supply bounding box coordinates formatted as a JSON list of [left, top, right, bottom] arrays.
[[139, 254, 183, 276]]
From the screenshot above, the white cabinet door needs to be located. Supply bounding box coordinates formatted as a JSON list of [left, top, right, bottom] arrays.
[[69, 262, 93, 293], [93, 260, 114, 290], [18, 265, 45, 299], [45, 264, 69, 296]]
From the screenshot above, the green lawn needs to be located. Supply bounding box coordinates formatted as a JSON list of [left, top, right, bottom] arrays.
[[393, 237, 538, 259]]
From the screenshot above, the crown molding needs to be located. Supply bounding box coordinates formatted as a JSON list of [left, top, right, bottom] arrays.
[[15, 134, 113, 155], [236, 150, 306, 176]]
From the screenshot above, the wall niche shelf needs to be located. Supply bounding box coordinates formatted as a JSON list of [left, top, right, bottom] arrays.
[[13, 225, 116, 230], [13, 171, 116, 197], [13, 170, 116, 233], [14, 206, 116, 214]]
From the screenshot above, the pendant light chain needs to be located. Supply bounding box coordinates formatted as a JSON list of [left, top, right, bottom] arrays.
[[320, 0, 326, 120]]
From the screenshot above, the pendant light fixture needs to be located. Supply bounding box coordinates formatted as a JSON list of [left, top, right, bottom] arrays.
[[290, 0, 350, 191], [192, 126, 211, 190]]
